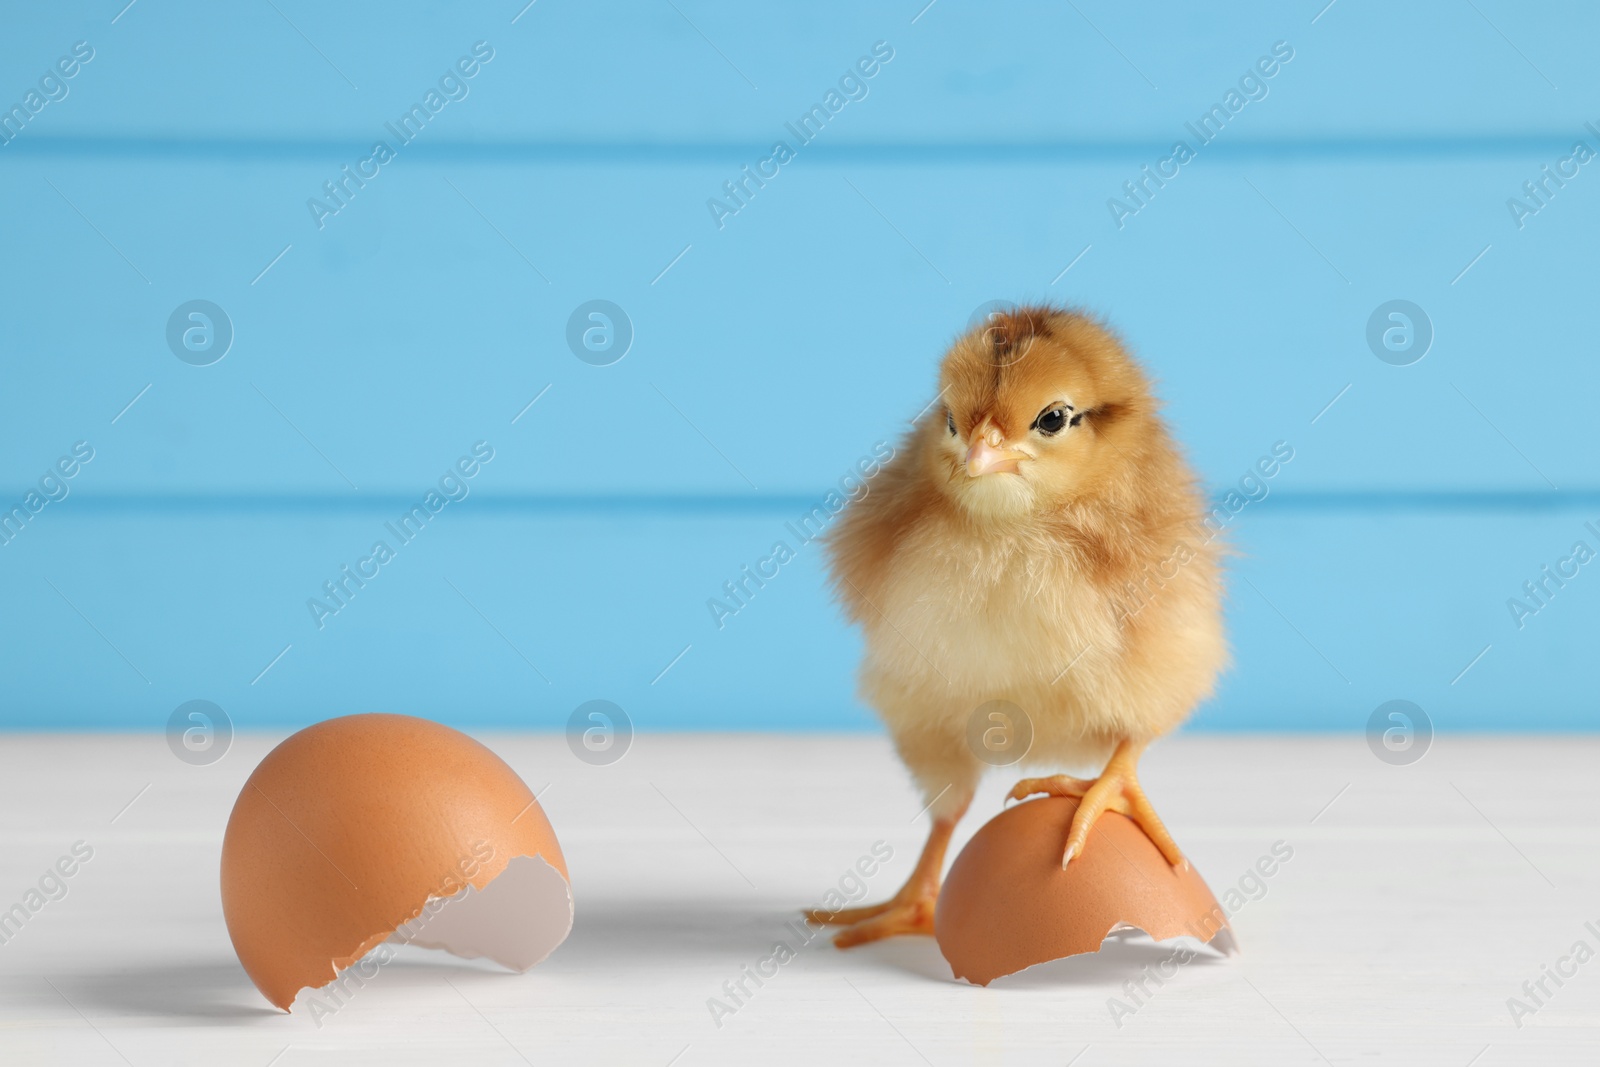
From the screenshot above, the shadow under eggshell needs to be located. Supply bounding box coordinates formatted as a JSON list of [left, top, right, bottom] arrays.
[[934, 796, 1233, 987]]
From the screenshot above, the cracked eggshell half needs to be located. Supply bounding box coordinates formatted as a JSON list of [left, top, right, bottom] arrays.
[[934, 796, 1235, 986], [221, 713, 571, 1010]]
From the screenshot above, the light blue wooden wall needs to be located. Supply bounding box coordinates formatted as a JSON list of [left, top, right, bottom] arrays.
[[1, 1, 1596, 731]]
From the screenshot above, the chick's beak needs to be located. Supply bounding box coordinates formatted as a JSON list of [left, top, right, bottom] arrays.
[[965, 432, 1025, 477]]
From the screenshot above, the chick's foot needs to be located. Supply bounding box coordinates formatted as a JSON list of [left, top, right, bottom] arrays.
[[1007, 740, 1185, 870], [805, 887, 937, 947], [804, 793, 971, 948]]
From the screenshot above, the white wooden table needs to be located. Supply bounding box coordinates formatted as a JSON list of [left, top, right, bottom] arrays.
[[0, 732, 1594, 1065]]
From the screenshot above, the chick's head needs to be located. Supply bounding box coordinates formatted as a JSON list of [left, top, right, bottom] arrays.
[[933, 306, 1156, 521]]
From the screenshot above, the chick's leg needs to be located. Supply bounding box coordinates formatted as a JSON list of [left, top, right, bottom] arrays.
[[804, 788, 972, 948], [1008, 739, 1185, 869]]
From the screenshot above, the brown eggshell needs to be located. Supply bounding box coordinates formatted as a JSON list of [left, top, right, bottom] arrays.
[[935, 797, 1234, 986], [221, 714, 570, 1010]]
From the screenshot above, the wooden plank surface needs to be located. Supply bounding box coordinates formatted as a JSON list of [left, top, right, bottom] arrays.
[[1, 6, 1595, 719], [0, 732, 1595, 1065], [0, 505, 1595, 728]]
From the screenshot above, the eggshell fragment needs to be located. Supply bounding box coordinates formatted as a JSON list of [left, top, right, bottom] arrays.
[[935, 796, 1235, 986], [221, 714, 571, 1010]]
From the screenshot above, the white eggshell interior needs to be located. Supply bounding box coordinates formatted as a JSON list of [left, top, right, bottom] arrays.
[[391, 854, 574, 971]]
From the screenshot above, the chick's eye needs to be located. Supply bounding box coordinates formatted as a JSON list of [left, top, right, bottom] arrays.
[[946, 410, 956, 436], [1034, 406, 1068, 436]]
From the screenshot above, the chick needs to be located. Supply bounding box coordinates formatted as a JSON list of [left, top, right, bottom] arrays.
[[807, 305, 1227, 948]]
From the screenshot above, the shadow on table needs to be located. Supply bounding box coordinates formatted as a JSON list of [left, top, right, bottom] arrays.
[[65, 954, 507, 1023], [550, 897, 1223, 986], [62, 907, 1230, 1020], [56, 962, 280, 1022], [554, 897, 819, 966], [552, 898, 1236, 985]]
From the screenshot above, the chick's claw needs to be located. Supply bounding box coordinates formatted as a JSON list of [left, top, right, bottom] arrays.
[[1064, 769, 1185, 870], [802, 899, 894, 927]]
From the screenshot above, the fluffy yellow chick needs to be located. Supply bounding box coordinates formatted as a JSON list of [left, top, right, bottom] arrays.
[[807, 305, 1227, 947]]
